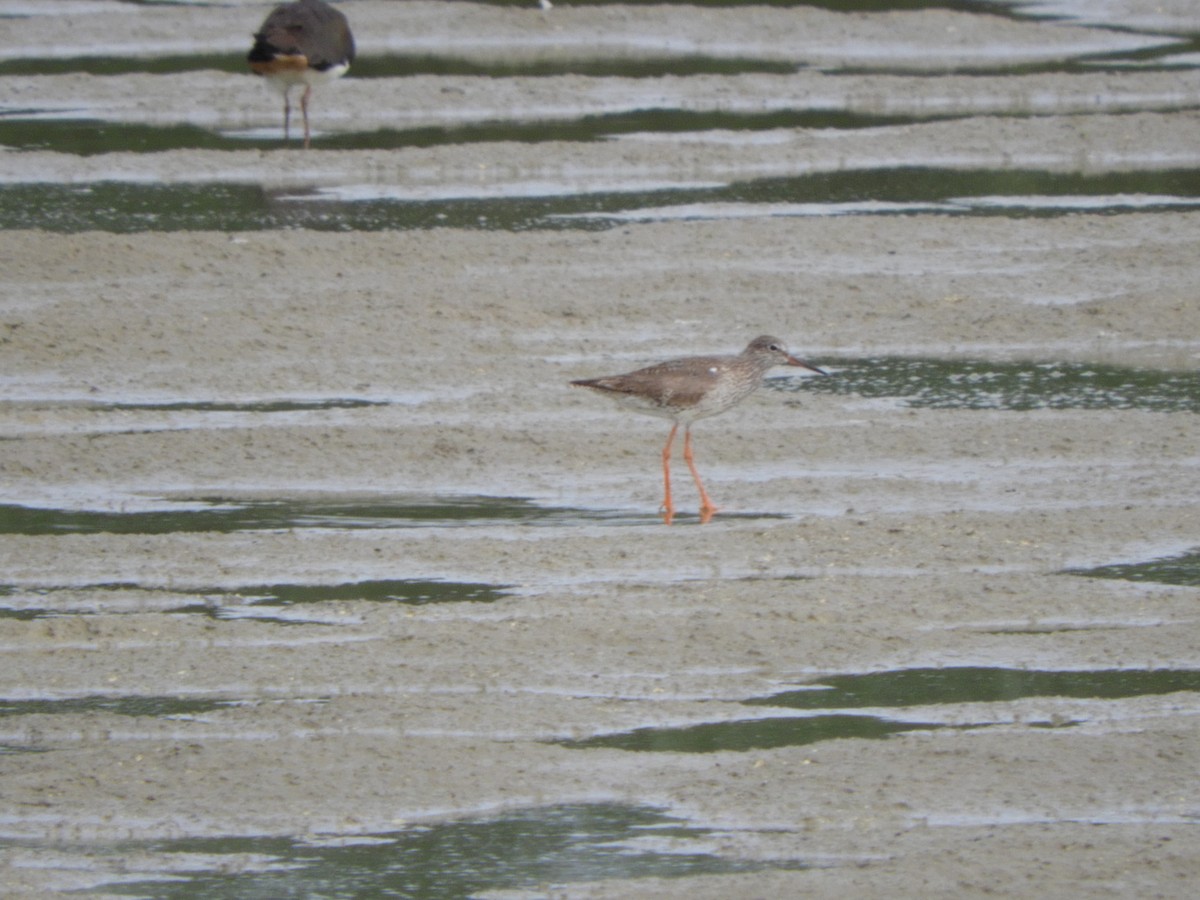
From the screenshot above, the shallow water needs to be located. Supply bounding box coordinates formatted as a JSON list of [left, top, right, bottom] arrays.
[[3, 804, 800, 898], [4, 168, 1200, 232], [1067, 550, 1200, 587], [0, 496, 575, 534], [0, 695, 241, 720], [565, 667, 1200, 752], [749, 666, 1200, 707], [789, 357, 1200, 413]]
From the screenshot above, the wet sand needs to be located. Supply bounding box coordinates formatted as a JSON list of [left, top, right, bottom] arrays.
[[2, 1, 1200, 896], [3, 216, 1199, 895]]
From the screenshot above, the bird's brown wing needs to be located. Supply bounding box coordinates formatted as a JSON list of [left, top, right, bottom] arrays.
[[250, 2, 355, 70], [586, 357, 726, 409]]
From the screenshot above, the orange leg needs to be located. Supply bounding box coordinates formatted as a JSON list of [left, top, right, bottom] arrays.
[[301, 84, 313, 149], [683, 427, 717, 523], [660, 422, 679, 525]]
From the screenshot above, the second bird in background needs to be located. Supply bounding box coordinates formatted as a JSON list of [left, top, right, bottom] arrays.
[[248, 0, 356, 148]]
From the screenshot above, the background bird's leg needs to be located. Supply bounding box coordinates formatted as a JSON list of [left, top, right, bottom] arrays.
[[660, 423, 679, 525], [683, 427, 718, 522], [301, 84, 313, 149], [281, 87, 292, 141]]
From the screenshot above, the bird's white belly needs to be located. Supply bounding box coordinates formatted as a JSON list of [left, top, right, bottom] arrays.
[[266, 60, 350, 92]]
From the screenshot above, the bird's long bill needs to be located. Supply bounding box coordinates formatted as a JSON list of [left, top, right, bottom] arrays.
[[786, 355, 830, 376]]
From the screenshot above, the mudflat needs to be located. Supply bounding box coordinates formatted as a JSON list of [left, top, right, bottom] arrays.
[[1, 1, 1198, 896]]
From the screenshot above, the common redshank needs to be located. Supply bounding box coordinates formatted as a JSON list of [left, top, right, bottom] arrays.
[[571, 335, 829, 524], [248, 0, 355, 149]]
